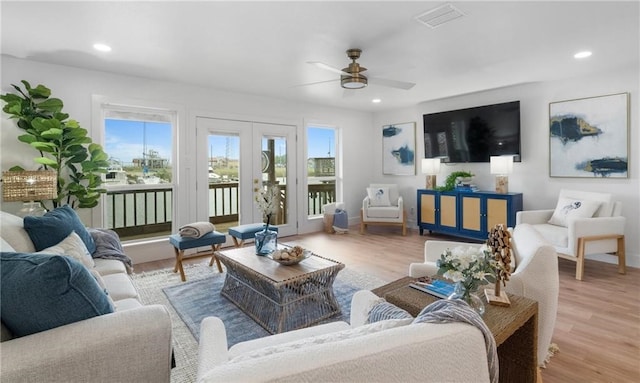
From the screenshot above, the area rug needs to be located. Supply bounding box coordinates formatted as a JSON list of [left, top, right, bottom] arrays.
[[164, 273, 366, 346], [130, 263, 385, 383]]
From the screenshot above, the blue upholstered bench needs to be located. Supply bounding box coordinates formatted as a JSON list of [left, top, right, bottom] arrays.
[[227, 223, 279, 248], [169, 231, 226, 281]]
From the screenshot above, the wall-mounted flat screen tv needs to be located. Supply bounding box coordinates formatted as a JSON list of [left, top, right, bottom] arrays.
[[423, 100, 521, 163]]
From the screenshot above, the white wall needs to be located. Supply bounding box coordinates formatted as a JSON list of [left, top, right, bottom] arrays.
[[1, 56, 376, 263], [373, 68, 640, 267]]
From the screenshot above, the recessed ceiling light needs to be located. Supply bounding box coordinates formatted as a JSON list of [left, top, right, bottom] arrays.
[[574, 51, 592, 59], [372, 98, 382, 103], [93, 43, 112, 52]]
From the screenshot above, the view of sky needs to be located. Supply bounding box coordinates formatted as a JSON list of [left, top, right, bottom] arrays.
[[105, 120, 335, 164]]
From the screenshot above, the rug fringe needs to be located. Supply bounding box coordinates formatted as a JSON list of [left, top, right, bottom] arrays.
[[541, 342, 560, 368]]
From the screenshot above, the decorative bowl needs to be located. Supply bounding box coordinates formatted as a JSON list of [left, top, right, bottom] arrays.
[[270, 246, 312, 266]]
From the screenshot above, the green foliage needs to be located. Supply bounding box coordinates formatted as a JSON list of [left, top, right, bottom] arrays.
[[436, 171, 474, 191], [1, 80, 109, 209]]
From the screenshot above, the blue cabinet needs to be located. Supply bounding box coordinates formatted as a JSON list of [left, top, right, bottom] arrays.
[[417, 189, 523, 241]]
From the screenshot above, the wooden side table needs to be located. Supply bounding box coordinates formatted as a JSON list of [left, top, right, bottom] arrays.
[[372, 277, 538, 383]]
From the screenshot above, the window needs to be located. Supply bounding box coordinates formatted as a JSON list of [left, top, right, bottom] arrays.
[[306, 126, 336, 217], [101, 107, 176, 240]]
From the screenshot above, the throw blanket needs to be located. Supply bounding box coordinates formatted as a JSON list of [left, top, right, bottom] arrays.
[[89, 228, 133, 274], [179, 222, 215, 238], [414, 299, 498, 383]]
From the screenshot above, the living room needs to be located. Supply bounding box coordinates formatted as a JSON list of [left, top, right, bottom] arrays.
[[1, 1, 639, 382]]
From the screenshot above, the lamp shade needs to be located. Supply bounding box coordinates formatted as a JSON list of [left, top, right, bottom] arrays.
[[2, 170, 58, 202], [490, 156, 514, 175], [421, 158, 441, 175]]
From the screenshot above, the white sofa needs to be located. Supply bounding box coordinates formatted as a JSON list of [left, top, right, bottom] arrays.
[[409, 223, 559, 367], [0, 210, 173, 383], [516, 189, 626, 280], [196, 289, 491, 383]]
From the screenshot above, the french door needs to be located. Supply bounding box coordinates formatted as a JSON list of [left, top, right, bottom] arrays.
[[195, 117, 297, 241]]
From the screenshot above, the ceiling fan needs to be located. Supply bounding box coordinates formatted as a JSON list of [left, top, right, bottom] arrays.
[[306, 49, 415, 90]]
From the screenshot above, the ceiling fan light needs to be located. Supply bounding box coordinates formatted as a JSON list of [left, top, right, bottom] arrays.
[[341, 75, 368, 89]]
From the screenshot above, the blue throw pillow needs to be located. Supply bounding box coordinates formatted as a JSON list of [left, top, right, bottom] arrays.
[[23, 205, 96, 254], [0, 252, 114, 337]]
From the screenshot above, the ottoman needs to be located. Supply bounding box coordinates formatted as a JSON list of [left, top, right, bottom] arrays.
[[169, 231, 226, 281], [228, 223, 279, 247]]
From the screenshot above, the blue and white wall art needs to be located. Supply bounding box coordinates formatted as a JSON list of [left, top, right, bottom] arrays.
[[549, 93, 629, 178], [382, 122, 416, 175]]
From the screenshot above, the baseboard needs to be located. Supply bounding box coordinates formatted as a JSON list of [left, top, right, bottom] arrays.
[[587, 252, 640, 269]]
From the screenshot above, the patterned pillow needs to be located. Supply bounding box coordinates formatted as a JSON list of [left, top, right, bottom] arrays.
[[367, 300, 413, 323], [367, 187, 391, 207], [548, 197, 601, 227]]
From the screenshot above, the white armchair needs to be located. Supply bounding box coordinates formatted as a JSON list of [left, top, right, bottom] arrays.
[[360, 183, 407, 235], [409, 223, 559, 367], [516, 189, 626, 280]]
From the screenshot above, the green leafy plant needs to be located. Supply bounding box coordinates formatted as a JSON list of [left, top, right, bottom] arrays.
[[1, 80, 109, 209], [436, 171, 474, 191]]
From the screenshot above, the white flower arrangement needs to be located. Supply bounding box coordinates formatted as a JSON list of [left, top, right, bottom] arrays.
[[436, 245, 497, 298], [253, 180, 280, 224]]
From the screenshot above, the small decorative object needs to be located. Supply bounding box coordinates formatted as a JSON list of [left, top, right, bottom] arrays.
[[549, 92, 629, 178], [253, 180, 280, 255], [436, 245, 497, 315], [382, 122, 416, 176], [271, 245, 311, 265], [484, 224, 513, 307]]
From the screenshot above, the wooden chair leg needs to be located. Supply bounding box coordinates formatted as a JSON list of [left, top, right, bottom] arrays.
[[401, 210, 407, 236], [174, 249, 187, 282], [617, 236, 626, 275], [576, 238, 585, 281], [360, 209, 366, 234], [209, 244, 223, 273], [172, 247, 180, 273]]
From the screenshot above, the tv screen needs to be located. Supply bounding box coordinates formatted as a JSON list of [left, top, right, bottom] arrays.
[[423, 101, 521, 163]]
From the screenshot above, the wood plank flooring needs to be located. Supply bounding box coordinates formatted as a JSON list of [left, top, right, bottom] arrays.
[[136, 226, 640, 383]]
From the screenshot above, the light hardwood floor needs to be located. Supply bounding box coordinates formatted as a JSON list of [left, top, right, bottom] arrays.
[[137, 226, 640, 383]]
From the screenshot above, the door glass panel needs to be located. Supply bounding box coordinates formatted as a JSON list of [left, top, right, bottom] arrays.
[[306, 127, 336, 217], [260, 136, 287, 225], [207, 134, 240, 231]]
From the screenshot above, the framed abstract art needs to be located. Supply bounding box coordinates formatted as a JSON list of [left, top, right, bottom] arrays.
[[549, 92, 629, 178], [382, 122, 416, 175]]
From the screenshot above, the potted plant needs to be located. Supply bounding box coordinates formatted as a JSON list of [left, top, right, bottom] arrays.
[[437, 171, 474, 191], [1, 80, 109, 209]]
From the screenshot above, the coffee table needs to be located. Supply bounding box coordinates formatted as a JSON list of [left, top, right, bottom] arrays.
[[372, 277, 538, 383], [215, 244, 345, 334]]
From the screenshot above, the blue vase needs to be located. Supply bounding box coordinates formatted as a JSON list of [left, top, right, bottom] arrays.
[[255, 227, 277, 256]]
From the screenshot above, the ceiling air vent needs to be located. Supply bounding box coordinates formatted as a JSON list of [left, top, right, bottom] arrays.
[[415, 4, 465, 29]]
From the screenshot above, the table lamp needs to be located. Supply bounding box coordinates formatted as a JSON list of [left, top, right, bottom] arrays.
[[421, 158, 441, 189], [2, 170, 58, 217], [490, 155, 514, 194]]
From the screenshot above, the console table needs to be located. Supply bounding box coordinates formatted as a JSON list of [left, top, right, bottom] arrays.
[[417, 189, 523, 240], [372, 277, 538, 383]]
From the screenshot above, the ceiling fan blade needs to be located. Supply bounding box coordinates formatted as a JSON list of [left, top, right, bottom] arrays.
[[290, 78, 339, 88], [307, 61, 349, 76], [369, 76, 416, 90]]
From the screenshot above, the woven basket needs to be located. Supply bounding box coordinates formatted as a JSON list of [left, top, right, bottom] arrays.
[[2, 170, 57, 201], [323, 213, 335, 234]]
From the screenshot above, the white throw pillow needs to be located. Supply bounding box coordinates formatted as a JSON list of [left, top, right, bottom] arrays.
[[35, 231, 95, 269], [548, 198, 601, 227], [367, 187, 391, 207]]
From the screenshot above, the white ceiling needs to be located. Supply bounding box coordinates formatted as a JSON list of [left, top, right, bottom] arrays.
[[2, 1, 638, 112]]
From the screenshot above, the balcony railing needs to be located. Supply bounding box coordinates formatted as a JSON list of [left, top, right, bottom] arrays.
[[106, 182, 335, 240]]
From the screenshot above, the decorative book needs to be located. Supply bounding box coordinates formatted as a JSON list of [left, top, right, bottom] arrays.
[[409, 279, 455, 299]]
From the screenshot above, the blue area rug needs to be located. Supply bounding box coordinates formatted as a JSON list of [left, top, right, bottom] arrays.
[[163, 272, 361, 347]]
